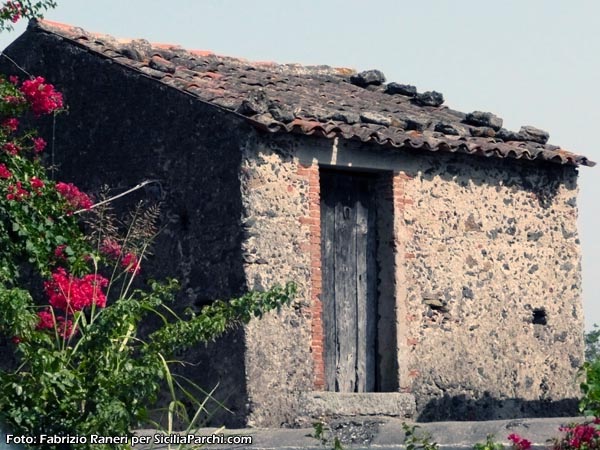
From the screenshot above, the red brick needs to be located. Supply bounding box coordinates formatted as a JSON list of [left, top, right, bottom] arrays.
[[305, 167, 326, 395]]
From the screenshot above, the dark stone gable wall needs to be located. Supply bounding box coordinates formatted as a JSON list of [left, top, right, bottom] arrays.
[[1, 30, 257, 427]]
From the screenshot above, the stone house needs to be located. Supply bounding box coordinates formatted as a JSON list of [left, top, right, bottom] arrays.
[[1, 19, 594, 427]]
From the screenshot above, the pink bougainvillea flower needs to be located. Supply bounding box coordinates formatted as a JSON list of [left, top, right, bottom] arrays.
[[55, 181, 93, 212], [29, 176, 44, 194], [57, 317, 76, 338], [121, 252, 141, 275], [508, 434, 532, 450], [2, 1, 24, 22], [6, 181, 28, 201], [19, 76, 63, 116], [569, 424, 599, 448], [36, 309, 55, 330], [79, 274, 109, 308], [54, 244, 67, 260], [8, 75, 18, 85], [2, 117, 18, 131], [44, 268, 108, 312], [36, 308, 77, 338], [0, 163, 11, 179], [32, 136, 46, 153], [3, 142, 20, 155], [557, 421, 600, 449], [100, 238, 122, 259]]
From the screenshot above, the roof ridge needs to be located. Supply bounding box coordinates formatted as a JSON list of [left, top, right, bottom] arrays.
[[32, 19, 356, 78]]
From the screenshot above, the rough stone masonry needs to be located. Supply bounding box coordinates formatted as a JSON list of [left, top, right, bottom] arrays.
[[241, 134, 583, 425]]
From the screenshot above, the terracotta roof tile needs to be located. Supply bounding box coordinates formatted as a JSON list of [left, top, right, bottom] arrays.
[[30, 19, 594, 167]]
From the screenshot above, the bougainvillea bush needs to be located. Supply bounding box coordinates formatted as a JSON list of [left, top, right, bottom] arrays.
[[554, 420, 600, 450], [512, 420, 600, 450], [469, 424, 600, 450], [0, 0, 56, 32], [0, 61, 294, 450]]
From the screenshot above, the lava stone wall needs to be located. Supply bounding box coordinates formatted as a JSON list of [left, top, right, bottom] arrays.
[[400, 151, 583, 421], [239, 136, 315, 426], [283, 136, 583, 423], [0, 29, 257, 427]]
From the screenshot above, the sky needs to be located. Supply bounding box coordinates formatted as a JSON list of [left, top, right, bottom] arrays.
[[1, 0, 599, 329]]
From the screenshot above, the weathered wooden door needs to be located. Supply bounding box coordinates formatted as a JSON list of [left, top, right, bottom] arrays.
[[320, 169, 378, 392]]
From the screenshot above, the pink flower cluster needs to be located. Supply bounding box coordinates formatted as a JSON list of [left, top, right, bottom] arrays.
[[5, 178, 44, 200], [121, 252, 140, 275], [2, 117, 18, 132], [32, 136, 46, 153], [3, 142, 19, 155], [508, 434, 532, 450], [558, 422, 600, 449], [0, 163, 11, 179], [55, 181, 93, 211], [19, 76, 63, 116], [36, 308, 75, 339], [54, 244, 67, 260], [30, 176, 43, 194], [1, 1, 24, 23], [100, 238, 121, 258], [44, 267, 108, 312], [100, 238, 141, 275], [6, 181, 28, 201]]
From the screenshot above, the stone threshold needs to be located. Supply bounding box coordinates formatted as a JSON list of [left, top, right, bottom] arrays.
[[298, 391, 416, 420]]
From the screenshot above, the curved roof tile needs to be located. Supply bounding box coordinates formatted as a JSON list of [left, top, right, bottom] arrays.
[[28, 19, 595, 168]]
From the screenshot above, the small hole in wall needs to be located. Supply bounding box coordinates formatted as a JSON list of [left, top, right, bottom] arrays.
[[532, 308, 547, 325], [179, 207, 189, 232]]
